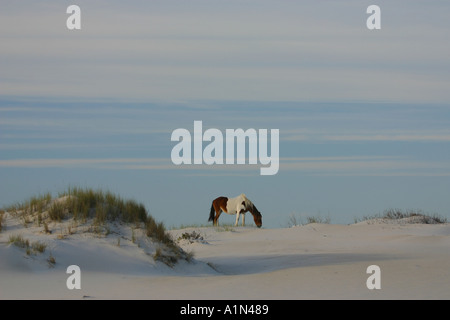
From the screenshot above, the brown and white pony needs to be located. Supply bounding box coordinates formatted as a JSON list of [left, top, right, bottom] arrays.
[[208, 194, 262, 228]]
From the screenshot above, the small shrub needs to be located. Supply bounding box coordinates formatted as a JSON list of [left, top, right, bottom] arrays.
[[178, 231, 203, 242]]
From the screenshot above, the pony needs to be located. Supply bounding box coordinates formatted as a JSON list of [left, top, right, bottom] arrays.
[[208, 194, 262, 228]]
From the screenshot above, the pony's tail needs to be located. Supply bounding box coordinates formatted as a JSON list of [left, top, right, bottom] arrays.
[[208, 202, 215, 222]]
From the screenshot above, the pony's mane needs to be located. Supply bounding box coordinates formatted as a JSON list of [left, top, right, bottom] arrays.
[[243, 197, 260, 217], [239, 194, 261, 218], [243, 196, 252, 208], [251, 204, 261, 216]]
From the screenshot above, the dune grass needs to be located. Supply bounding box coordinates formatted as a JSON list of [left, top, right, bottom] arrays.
[[357, 208, 447, 224], [8, 186, 156, 228], [287, 213, 331, 227], [55, 186, 149, 225], [5, 186, 188, 265], [8, 234, 47, 255]]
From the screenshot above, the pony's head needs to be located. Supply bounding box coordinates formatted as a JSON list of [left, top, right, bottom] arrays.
[[251, 205, 262, 228]]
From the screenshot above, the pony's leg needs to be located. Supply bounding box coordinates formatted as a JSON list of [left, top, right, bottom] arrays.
[[214, 211, 222, 226], [234, 213, 240, 226], [242, 213, 245, 226]]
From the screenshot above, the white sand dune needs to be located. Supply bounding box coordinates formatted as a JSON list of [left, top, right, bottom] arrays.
[[1, 211, 450, 300]]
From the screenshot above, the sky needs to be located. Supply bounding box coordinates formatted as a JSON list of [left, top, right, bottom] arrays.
[[1, 1, 450, 228]]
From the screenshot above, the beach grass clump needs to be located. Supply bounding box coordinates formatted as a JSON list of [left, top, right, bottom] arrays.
[[4, 186, 191, 266], [6, 187, 158, 230], [360, 208, 447, 224], [145, 215, 174, 246], [56, 187, 149, 226], [177, 230, 203, 242], [305, 215, 331, 224], [5, 193, 52, 227], [384, 209, 446, 224], [48, 202, 66, 222], [8, 234, 29, 248], [153, 247, 178, 267], [287, 213, 331, 227], [8, 234, 47, 255]]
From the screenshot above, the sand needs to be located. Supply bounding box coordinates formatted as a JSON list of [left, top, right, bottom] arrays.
[[1, 210, 449, 300]]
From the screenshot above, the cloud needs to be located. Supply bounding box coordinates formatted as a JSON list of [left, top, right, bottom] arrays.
[[0, 158, 171, 169], [323, 134, 450, 142], [1, 155, 449, 177], [280, 156, 450, 176], [1, 1, 449, 102], [284, 132, 450, 142]]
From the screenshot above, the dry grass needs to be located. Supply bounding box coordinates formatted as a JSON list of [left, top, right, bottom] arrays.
[[4, 186, 191, 266], [358, 208, 447, 224], [0, 209, 5, 232], [8, 234, 47, 255]]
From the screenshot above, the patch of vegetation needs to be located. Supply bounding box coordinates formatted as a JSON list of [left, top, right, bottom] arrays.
[[5, 186, 192, 266], [153, 247, 178, 267], [47, 252, 56, 267], [305, 215, 331, 224], [6, 187, 152, 228], [287, 213, 331, 227], [153, 245, 194, 267], [178, 230, 203, 242], [145, 215, 173, 245], [215, 224, 235, 232], [6, 193, 52, 227], [0, 209, 5, 232], [8, 234, 47, 255], [48, 202, 66, 222], [56, 187, 148, 225], [358, 209, 447, 224]]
